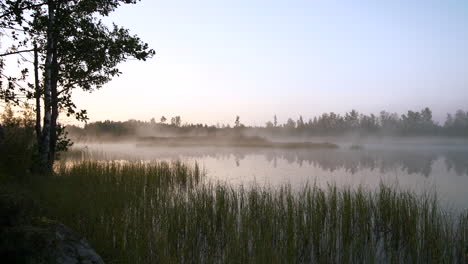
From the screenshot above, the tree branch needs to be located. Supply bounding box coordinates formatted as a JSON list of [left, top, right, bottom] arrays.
[[0, 2, 47, 20], [57, 86, 71, 95], [0, 48, 36, 57], [0, 26, 27, 32], [57, 79, 87, 95]]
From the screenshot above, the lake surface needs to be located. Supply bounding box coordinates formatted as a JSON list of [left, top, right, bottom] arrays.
[[69, 138, 468, 210]]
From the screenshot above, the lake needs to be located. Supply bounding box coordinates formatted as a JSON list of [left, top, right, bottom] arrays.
[[68, 138, 468, 210]]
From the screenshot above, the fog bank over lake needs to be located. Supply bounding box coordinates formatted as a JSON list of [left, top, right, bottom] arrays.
[[67, 137, 468, 210]]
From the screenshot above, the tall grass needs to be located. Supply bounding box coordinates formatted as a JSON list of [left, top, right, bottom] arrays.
[[23, 161, 467, 263]]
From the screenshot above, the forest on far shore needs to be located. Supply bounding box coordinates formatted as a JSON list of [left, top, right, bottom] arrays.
[[66, 107, 468, 138]]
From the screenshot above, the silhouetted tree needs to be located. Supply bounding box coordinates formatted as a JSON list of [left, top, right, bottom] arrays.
[[285, 118, 296, 130], [171, 116, 181, 127], [297, 116, 305, 130], [345, 110, 359, 131], [444, 110, 468, 136], [1, 0, 154, 172], [235, 116, 240, 128], [66, 107, 468, 139], [380, 111, 399, 134], [400, 108, 436, 135], [359, 113, 379, 134]]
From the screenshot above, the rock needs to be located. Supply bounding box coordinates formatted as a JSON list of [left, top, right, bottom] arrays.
[[49, 223, 104, 264], [0, 190, 104, 264], [0, 220, 104, 264]]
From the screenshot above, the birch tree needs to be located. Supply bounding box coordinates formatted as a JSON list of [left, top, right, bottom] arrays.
[[1, 0, 154, 172]]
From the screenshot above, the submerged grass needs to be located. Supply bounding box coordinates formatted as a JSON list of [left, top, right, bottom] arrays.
[[20, 161, 468, 263]]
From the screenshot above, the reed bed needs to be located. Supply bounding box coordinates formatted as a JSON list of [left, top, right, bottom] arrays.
[[24, 161, 467, 264]]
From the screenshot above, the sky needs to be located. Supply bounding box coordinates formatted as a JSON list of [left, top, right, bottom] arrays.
[[18, 0, 468, 125]]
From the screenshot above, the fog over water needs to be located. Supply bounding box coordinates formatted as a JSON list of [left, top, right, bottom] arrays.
[[66, 137, 468, 210]]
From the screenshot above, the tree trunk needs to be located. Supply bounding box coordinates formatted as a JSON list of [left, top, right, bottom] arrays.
[[34, 44, 41, 147], [39, 1, 56, 173], [49, 47, 59, 169]]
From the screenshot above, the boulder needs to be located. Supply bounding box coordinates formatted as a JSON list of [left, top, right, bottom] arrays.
[[1, 220, 104, 264], [0, 190, 104, 264]]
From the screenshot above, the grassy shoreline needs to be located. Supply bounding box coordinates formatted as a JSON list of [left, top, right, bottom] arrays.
[[8, 161, 468, 263]]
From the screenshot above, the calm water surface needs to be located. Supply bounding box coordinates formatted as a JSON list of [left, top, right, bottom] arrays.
[[69, 139, 468, 210]]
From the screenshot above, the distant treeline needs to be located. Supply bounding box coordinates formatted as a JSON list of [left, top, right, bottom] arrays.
[[66, 108, 468, 138]]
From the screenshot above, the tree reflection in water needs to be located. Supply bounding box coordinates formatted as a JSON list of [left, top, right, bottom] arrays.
[[67, 144, 468, 177]]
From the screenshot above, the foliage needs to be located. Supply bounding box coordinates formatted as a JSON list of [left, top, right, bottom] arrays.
[[0, 104, 36, 176], [445, 110, 468, 136], [0, 0, 155, 171], [0, 0, 154, 119], [54, 123, 73, 158]]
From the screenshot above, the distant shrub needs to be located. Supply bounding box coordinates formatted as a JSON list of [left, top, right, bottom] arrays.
[[0, 105, 36, 176], [350, 144, 364, 150]]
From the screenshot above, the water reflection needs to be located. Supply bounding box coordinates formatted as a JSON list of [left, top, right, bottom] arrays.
[[444, 152, 468, 177], [64, 143, 468, 210], [68, 143, 468, 178], [263, 149, 438, 177]]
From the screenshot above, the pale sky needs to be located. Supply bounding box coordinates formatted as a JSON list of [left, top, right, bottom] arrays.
[[42, 1, 468, 125]]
